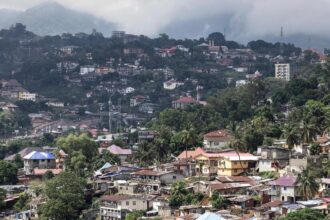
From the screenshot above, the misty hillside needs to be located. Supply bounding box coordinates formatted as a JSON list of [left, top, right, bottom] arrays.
[[0, 2, 117, 36]]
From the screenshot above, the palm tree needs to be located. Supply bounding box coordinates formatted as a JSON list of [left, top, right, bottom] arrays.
[[133, 142, 155, 166], [283, 123, 301, 151], [301, 118, 318, 144], [296, 168, 319, 200], [181, 127, 197, 176]]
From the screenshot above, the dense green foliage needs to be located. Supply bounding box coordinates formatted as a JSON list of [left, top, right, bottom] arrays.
[[41, 172, 86, 220], [279, 208, 325, 220], [0, 160, 18, 184]]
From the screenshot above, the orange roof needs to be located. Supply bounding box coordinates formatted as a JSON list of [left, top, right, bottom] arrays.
[[133, 169, 160, 176], [174, 96, 197, 104], [177, 147, 206, 159]]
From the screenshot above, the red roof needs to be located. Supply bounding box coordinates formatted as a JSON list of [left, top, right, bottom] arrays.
[[217, 176, 256, 185], [177, 147, 206, 159], [133, 169, 160, 176], [204, 129, 231, 140], [174, 96, 197, 104]]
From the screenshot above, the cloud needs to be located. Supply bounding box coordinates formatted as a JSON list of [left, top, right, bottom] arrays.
[[1, 0, 330, 41]]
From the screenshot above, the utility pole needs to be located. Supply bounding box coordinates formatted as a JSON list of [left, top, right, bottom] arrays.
[[108, 98, 112, 133]]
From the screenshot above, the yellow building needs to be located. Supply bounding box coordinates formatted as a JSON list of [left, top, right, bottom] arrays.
[[217, 152, 259, 176]]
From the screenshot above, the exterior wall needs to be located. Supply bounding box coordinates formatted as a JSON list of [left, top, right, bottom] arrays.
[[24, 159, 56, 174], [19, 92, 36, 101], [217, 159, 250, 176], [258, 160, 274, 172], [117, 185, 137, 195], [195, 155, 219, 175], [275, 63, 290, 81], [159, 173, 184, 185], [203, 138, 228, 149]]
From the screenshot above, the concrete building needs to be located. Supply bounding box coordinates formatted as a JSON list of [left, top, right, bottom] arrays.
[[257, 146, 290, 172], [203, 129, 231, 150], [275, 63, 290, 81], [268, 175, 301, 203], [100, 194, 150, 220], [23, 151, 56, 175]]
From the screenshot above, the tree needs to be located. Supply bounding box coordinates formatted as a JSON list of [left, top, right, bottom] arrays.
[[125, 210, 144, 220], [279, 208, 325, 220], [67, 151, 88, 177], [169, 181, 189, 207], [296, 169, 319, 200], [0, 160, 18, 184], [211, 191, 228, 209], [133, 142, 155, 166], [13, 154, 24, 169], [56, 133, 98, 162], [42, 170, 55, 181], [41, 172, 86, 220], [283, 124, 301, 151], [92, 150, 121, 171], [14, 193, 30, 211], [309, 144, 320, 156], [0, 188, 6, 210]]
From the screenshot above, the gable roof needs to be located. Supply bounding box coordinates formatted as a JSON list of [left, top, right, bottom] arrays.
[[173, 96, 197, 104], [133, 169, 160, 176], [101, 194, 134, 202], [23, 151, 55, 160], [197, 212, 224, 220], [177, 147, 206, 159], [4, 147, 42, 161], [204, 130, 231, 140]]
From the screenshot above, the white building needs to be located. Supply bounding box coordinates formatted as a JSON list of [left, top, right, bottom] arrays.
[[275, 63, 290, 81], [235, 80, 247, 87], [18, 92, 37, 102], [80, 65, 95, 75], [163, 80, 184, 90]]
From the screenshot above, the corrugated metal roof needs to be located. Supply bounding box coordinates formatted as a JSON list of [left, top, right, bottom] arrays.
[[23, 151, 55, 160]]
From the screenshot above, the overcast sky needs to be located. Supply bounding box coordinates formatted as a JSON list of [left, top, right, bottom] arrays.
[[0, 0, 329, 41]]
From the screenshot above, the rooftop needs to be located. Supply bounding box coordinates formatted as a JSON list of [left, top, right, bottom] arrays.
[[23, 151, 55, 160]]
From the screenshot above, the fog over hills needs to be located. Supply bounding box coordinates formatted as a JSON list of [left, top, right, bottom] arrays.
[[0, 1, 329, 50], [0, 2, 117, 36]]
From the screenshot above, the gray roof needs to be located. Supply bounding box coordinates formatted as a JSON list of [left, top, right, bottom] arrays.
[[4, 147, 42, 161]]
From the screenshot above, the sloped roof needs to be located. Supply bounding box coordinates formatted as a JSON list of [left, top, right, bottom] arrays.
[[177, 147, 206, 159], [33, 169, 62, 176], [204, 130, 231, 140], [173, 96, 197, 104], [99, 145, 132, 155], [101, 194, 134, 202], [5, 147, 42, 161], [197, 212, 224, 220], [268, 175, 297, 187], [23, 151, 55, 160], [133, 169, 160, 176]]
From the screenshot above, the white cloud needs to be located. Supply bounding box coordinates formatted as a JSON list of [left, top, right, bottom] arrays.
[[1, 0, 330, 40]]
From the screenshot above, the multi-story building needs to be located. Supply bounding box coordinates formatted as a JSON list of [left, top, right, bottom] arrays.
[[257, 146, 289, 172], [23, 151, 56, 175], [217, 152, 258, 176], [203, 129, 231, 150], [268, 175, 301, 203], [99, 194, 150, 220], [275, 63, 290, 81], [18, 91, 37, 102]]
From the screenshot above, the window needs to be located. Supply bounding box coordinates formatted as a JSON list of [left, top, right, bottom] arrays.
[[133, 201, 136, 206], [41, 159, 45, 162], [233, 162, 237, 165], [283, 187, 287, 191], [126, 201, 129, 206], [234, 169, 237, 173], [173, 176, 176, 180]]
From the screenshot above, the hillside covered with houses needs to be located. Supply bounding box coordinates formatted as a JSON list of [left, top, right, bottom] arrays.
[[0, 23, 330, 220]]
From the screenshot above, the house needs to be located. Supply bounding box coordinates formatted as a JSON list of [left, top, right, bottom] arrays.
[[257, 146, 290, 172], [4, 147, 42, 161], [99, 145, 132, 162], [172, 159, 197, 177], [209, 182, 252, 196], [132, 170, 184, 185], [287, 156, 322, 173], [177, 147, 221, 176], [172, 96, 198, 109], [228, 196, 255, 209], [267, 175, 301, 203], [217, 151, 258, 176], [23, 151, 56, 175], [80, 65, 96, 75], [130, 95, 146, 107], [124, 87, 135, 94], [163, 80, 184, 90], [99, 194, 151, 220], [254, 200, 283, 219], [138, 130, 156, 143], [203, 129, 231, 150], [18, 91, 37, 101], [319, 178, 330, 196], [316, 135, 330, 154]]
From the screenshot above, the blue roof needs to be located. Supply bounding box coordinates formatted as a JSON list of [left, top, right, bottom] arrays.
[[23, 151, 55, 160]]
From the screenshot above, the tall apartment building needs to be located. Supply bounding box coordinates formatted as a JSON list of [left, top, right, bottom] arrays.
[[275, 63, 290, 81]]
